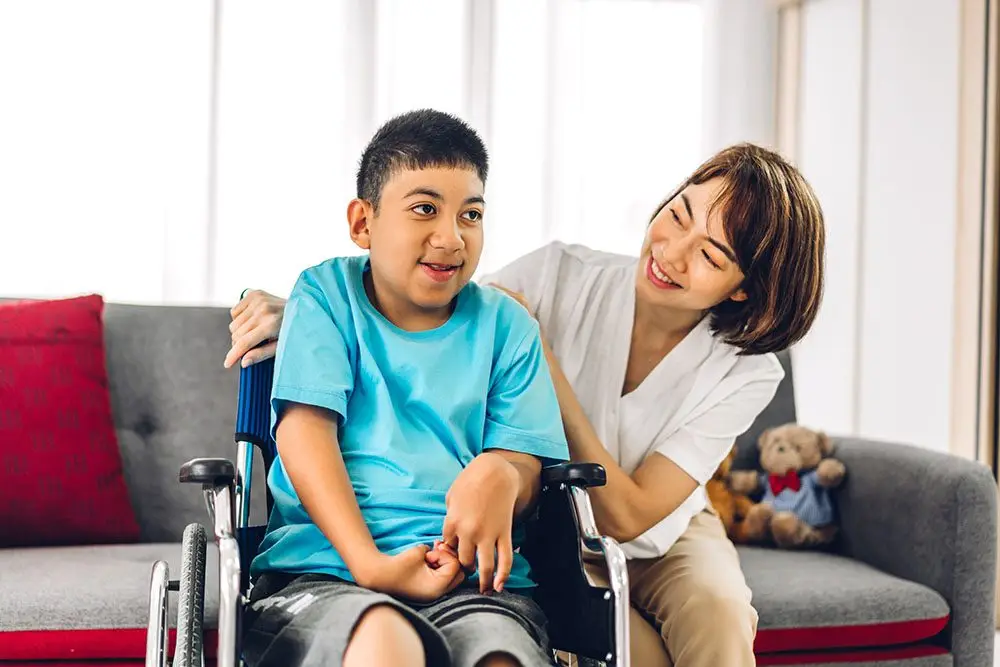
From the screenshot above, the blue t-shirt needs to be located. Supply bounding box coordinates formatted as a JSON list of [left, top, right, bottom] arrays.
[[250, 255, 570, 590]]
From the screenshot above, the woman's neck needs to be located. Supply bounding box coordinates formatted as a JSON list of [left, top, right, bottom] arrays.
[[632, 297, 705, 347], [621, 299, 705, 397]]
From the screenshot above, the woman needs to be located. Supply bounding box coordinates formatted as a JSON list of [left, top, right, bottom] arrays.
[[224, 143, 825, 666]]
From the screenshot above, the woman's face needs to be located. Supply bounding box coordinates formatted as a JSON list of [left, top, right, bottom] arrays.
[[636, 177, 748, 314]]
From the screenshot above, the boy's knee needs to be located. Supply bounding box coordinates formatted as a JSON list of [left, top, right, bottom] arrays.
[[345, 605, 424, 667], [353, 605, 420, 642], [475, 652, 522, 667]]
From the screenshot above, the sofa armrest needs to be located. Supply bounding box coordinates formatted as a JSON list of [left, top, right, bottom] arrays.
[[833, 437, 997, 665]]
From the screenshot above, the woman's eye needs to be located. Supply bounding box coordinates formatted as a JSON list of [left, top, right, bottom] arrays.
[[462, 210, 483, 223], [671, 209, 682, 226], [412, 204, 436, 216], [701, 250, 721, 269]]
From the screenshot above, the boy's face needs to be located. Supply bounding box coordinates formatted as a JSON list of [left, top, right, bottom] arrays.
[[349, 166, 485, 327]]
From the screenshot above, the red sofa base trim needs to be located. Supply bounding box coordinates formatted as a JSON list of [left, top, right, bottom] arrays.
[[0, 629, 219, 661], [1, 617, 950, 663], [757, 643, 948, 665], [754, 616, 950, 653]]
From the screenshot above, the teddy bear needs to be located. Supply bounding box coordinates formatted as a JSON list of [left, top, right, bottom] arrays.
[[728, 423, 847, 549], [705, 445, 759, 544]]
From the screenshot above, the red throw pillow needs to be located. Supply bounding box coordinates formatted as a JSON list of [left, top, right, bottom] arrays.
[[0, 294, 140, 547]]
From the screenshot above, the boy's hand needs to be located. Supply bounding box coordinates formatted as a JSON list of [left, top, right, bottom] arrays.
[[362, 545, 465, 603], [424, 540, 460, 570], [442, 452, 520, 593]]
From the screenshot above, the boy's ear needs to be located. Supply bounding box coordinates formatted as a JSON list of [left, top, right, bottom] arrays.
[[348, 199, 373, 250]]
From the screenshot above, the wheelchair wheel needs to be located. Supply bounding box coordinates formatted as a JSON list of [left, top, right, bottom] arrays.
[[174, 522, 207, 667]]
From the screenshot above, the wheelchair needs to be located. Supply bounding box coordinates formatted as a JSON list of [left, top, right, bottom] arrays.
[[145, 355, 631, 667]]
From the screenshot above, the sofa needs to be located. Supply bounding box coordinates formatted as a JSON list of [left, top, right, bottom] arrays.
[[0, 298, 996, 667]]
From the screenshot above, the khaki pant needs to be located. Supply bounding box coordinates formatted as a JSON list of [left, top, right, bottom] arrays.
[[561, 509, 757, 667]]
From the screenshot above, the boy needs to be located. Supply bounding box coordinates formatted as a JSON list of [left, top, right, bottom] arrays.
[[242, 109, 569, 667]]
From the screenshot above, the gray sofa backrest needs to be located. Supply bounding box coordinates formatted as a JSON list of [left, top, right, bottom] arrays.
[[732, 350, 797, 470], [97, 303, 794, 540], [103, 303, 268, 543]]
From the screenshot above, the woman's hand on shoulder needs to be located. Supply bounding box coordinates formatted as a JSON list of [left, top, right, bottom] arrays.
[[489, 283, 533, 317], [224, 289, 287, 369]]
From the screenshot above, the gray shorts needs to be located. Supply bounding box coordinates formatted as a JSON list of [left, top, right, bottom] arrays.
[[242, 572, 553, 667]]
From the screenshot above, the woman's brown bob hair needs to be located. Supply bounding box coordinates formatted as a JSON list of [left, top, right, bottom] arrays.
[[655, 143, 825, 355]]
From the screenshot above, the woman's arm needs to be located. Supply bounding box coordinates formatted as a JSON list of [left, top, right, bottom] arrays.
[[491, 283, 701, 542], [540, 337, 699, 543]]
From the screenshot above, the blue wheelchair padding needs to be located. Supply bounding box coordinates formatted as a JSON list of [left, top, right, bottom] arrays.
[[235, 356, 276, 453], [235, 356, 277, 591]]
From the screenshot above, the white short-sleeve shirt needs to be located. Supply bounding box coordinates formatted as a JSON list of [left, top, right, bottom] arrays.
[[479, 242, 784, 558]]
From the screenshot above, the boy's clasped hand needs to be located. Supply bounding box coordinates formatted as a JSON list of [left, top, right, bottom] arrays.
[[370, 451, 523, 602], [432, 451, 523, 594]]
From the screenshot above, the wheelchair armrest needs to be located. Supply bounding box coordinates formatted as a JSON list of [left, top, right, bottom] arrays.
[[179, 457, 236, 486], [542, 462, 607, 489]]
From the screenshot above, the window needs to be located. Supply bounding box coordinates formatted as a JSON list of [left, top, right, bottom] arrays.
[[0, 0, 705, 304]]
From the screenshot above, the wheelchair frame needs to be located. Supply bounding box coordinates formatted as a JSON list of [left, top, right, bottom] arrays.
[[145, 357, 631, 667]]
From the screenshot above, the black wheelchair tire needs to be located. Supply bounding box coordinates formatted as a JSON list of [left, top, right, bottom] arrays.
[[174, 522, 207, 667]]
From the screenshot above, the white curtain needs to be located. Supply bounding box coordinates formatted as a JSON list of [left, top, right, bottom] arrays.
[[1, 0, 723, 306]]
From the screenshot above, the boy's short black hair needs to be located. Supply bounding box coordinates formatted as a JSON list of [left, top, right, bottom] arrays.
[[356, 109, 489, 210]]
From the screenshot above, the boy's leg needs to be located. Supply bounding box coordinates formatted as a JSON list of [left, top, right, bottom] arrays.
[[343, 604, 426, 667], [417, 587, 553, 667], [242, 573, 450, 667]]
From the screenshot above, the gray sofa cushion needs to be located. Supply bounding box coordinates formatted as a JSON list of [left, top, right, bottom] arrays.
[[0, 543, 219, 659], [740, 546, 949, 653]]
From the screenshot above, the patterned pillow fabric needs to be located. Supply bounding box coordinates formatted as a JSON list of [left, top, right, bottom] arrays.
[[0, 294, 140, 547]]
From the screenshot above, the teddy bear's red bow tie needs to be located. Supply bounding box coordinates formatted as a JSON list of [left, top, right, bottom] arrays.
[[768, 469, 802, 494]]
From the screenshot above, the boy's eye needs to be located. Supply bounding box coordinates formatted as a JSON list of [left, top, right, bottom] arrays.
[[462, 210, 483, 223], [671, 209, 682, 226], [411, 204, 436, 216]]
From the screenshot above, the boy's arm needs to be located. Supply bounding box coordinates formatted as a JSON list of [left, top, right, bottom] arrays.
[[279, 403, 466, 600], [488, 449, 542, 519], [274, 404, 380, 585], [442, 318, 569, 593], [269, 270, 374, 580]]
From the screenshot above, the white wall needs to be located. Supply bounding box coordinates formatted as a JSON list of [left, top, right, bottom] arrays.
[[793, 0, 865, 438], [793, 0, 961, 451], [700, 0, 777, 153]]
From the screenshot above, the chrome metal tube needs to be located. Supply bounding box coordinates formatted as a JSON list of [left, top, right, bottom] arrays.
[[211, 486, 241, 667], [568, 486, 630, 667], [145, 560, 170, 667], [236, 441, 253, 530], [599, 537, 630, 666]]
